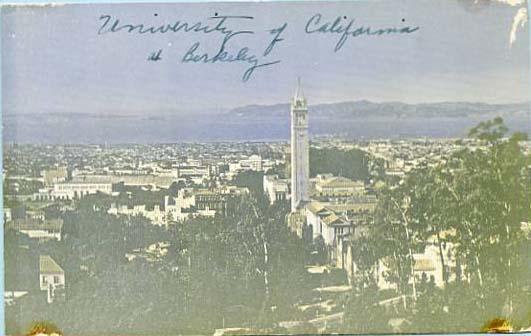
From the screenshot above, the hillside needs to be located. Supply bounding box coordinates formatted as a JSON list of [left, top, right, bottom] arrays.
[[226, 101, 529, 120]]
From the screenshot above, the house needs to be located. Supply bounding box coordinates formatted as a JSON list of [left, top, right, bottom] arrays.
[[39, 255, 65, 303]]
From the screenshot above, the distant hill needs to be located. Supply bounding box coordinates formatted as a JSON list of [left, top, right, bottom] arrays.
[[226, 100, 529, 120], [4, 101, 529, 143]]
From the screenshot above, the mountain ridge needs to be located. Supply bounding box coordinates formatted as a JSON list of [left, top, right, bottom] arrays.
[[226, 100, 529, 119]]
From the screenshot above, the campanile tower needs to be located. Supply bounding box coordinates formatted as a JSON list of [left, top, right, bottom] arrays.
[[290, 78, 310, 212]]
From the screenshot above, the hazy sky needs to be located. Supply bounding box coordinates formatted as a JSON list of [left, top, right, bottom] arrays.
[[2, 0, 530, 116]]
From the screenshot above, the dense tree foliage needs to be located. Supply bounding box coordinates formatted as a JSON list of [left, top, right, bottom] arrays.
[[345, 118, 531, 332], [5, 192, 310, 335], [232, 171, 264, 196], [310, 148, 370, 181]]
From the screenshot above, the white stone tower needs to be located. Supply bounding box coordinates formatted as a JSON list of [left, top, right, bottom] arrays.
[[291, 78, 310, 212]]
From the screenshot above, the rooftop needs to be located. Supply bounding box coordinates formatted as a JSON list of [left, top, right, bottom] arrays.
[[39, 255, 64, 275]]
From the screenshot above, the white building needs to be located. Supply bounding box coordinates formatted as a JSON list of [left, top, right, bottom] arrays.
[[228, 162, 242, 173], [263, 175, 289, 204], [34, 182, 113, 200], [240, 155, 263, 171], [177, 165, 211, 178], [306, 202, 352, 247], [108, 188, 224, 226], [54, 182, 113, 198], [108, 204, 167, 226], [39, 255, 65, 303], [314, 175, 365, 197]]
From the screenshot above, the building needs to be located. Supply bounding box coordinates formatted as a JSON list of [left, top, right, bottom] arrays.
[[53, 182, 113, 199], [34, 181, 113, 200], [291, 78, 310, 212], [42, 166, 68, 186], [263, 175, 289, 204], [177, 165, 211, 179], [338, 232, 458, 289], [108, 186, 244, 226], [39, 255, 65, 303], [68, 174, 178, 189], [193, 190, 228, 215], [108, 204, 167, 226], [306, 196, 377, 264], [306, 202, 352, 245], [7, 218, 63, 241], [314, 175, 365, 197], [240, 155, 263, 171]]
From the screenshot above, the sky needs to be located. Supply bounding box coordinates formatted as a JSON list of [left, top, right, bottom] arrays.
[[2, 0, 530, 117]]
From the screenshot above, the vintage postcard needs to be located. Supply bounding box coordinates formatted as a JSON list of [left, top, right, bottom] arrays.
[[1, 0, 530, 335]]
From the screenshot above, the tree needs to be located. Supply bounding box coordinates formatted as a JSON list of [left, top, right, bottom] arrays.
[[372, 184, 418, 302], [344, 285, 392, 333], [26, 321, 62, 336], [309, 148, 371, 181], [348, 118, 530, 331]]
